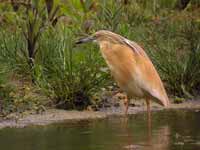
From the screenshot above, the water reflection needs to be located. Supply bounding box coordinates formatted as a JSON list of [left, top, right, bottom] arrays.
[[146, 126, 170, 150], [0, 110, 200, 150], [121, 114, 170, 150]]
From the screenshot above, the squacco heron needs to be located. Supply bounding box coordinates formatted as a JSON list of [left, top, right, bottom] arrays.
[[76, 30, 170, 115]]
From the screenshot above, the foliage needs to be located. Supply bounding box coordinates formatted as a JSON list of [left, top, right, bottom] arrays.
[[0, 62, 45, 116], [34, 27, 110, 110], [0, 0, 65, 83], [0, 63, 12, 114], [95, 0, 124, 31], [0, 28, 29, 75], [144, 18, 200, 98], [0, 83, 47, 116]]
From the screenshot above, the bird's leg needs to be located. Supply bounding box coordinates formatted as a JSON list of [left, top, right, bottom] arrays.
[[146, 99, 152, 144], [146, 99, 153, 146], [146, 99, 151, 120], [124, 95, 129, 115]]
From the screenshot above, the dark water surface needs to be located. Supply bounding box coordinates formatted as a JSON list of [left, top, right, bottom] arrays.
[[0, 109, 200, 150]]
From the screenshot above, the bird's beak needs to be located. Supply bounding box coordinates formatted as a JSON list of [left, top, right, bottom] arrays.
[[75, 36, 95, 44]]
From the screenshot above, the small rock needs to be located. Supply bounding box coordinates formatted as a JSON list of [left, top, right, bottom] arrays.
[[98, 103, 103, 108], [124, 144, 143, 150], [129, 103, 136, 107], [175, 133, 181, 139], [173, 97, 185, 104], [113, 103, 120, 107], [104, 104, 111, 108], [174, 142, 184, 145], [193, 141, 200, 145], [86, 106, 93, 111], [114, 93, 126, 100], [91, 105, 99, 111]]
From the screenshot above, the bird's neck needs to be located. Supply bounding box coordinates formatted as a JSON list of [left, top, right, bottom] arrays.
[[99, 41, 111, 51], [98, 41, 113, 61]]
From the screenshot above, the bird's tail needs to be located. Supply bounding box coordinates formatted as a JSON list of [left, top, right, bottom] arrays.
[[152, 90, 170, 107], [159, 92, 170, 107], [162, 96, 170, 107]]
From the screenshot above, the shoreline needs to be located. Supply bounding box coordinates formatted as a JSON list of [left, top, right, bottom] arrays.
[[0, 100, 200, 129]]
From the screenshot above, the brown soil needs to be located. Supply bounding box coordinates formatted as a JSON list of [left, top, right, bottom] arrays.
[[0, 100, 200, 129]]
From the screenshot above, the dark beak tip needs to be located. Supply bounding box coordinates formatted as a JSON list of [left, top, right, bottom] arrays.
[[75, 38, 86, 45], [75, 36, 94, 45], [75, 40, 82, 45]]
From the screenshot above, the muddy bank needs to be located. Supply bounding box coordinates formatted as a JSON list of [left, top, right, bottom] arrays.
[[0, 100, 200, 129]]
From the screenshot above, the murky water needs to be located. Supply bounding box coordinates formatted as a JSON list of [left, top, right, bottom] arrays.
[[0, 109, 200, 150]]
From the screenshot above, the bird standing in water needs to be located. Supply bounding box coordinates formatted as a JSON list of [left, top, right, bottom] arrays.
[[76, 30, 170, 116]]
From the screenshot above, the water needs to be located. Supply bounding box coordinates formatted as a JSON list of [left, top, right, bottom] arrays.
[[0, 109, 200, 150]]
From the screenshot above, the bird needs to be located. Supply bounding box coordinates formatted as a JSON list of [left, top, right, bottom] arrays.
[[76, 30, 170, 116]]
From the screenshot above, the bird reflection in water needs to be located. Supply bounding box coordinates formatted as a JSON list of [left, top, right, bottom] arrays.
[[122, 115, 170, 150]]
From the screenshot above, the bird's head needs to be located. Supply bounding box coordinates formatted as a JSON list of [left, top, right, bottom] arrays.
[[75, 30, 124, 45]]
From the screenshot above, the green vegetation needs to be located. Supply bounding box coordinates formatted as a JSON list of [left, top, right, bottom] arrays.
[[0, 0, 199, 114], [35, 28, 110, 110]]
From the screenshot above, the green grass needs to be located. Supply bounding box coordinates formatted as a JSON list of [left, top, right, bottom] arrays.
[[34, 27, 110, 110], [140, 17, 200, 98], [0, 29, 29, 75], [0, 0, 199, 114]]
